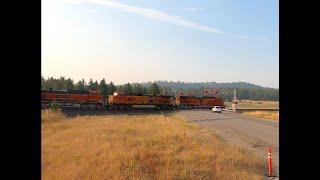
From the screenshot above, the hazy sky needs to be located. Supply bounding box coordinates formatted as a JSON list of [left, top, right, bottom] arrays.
[[42, 0, 279, 88]]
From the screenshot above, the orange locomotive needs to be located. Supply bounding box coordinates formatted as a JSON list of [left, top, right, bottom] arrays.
[[41, 89, 104, 109], [175, 95, 225, 109], [108, 92, 174, 110], [200, 89, 225, 108], [175, 95, 201, 109], [200, 96, 225, 108]]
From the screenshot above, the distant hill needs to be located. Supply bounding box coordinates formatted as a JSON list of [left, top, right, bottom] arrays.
[[150, 81, 263, 89], [134, 81, 278, 101]]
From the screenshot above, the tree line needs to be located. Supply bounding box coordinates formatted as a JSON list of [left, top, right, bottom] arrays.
[[41, 76, 161, 96], [41, 77, 279, 101]]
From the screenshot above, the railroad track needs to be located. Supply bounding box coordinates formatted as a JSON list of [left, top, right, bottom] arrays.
[[55, 107, 217, 117]]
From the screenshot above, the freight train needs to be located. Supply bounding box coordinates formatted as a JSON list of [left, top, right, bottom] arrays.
[[41, 89, 225, 110]]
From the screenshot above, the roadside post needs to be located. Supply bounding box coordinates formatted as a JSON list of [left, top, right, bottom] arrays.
[[267, 147, 272, 177]]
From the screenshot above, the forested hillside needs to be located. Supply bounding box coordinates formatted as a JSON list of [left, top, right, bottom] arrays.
[[142, 81, 278, 101]]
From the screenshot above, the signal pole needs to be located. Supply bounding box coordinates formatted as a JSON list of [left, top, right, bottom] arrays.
[[232, 89, 239, 112]]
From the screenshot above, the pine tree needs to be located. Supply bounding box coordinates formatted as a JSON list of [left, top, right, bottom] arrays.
[[76, 79, 86, 91], [123, 83, 133, 94], [99, 79, 108, 96], [57, 76, 65, 90], [41, 76, 46, 89], [65, 78, 74, 90], [142, 87, 148, 94], [81, 79, 86, 89], [47, 77, 54, 90], [108, 82, 117, 95], [150, 83, 160, 94], [93, 80, 99, 91], [132, 83, 143, 94], [88, 79, 94, 90]]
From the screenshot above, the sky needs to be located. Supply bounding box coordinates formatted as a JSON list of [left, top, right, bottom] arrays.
[[42, 0, 279, 88]]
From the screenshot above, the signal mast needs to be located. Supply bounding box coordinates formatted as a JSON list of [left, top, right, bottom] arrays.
[[232, 89, 239, 112], [204, 88, 218, 97], [213, 89, 218, 97]]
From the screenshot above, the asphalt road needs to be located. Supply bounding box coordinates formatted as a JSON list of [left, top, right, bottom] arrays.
[[176, 110, 279, 179]]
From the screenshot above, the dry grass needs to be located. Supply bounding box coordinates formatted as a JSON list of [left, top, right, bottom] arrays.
[[42, 110, 264, 180], [41, 109, 67, 123], [242, 111, 279, 121], [225, 100, 278, 109]]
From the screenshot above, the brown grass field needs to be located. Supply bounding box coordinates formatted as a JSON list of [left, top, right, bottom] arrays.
[[42, 109, 264, 180], [224, 100, 279, 109], [242, 111, 279, 121]]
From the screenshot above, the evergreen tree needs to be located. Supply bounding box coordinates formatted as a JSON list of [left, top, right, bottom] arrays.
[[41, 76, 45, 89], [93, 80, 99, 90], [64, 78, 74, 90], [150, 83, 160, 94], [75, 79, 86, 91], [88, 79, 94, 90], [99, 79, 108, 96], [81, 79, 86, 89], [46, 77, 54, 90], [142, 87, 148, 94], [51, 77, 59, 90], [123, 83, 133, 94], [132, 83, 143, 94], [57, 76, 65, 90], [108, 82, 117, 95], [117, 85, 123, 93]]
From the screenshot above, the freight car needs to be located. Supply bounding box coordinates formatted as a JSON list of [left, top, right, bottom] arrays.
[[41, 89, 104, 109], [108, 92, 174, 110]]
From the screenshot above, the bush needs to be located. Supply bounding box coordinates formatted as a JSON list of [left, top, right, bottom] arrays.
[[50, 102, 59, 111]]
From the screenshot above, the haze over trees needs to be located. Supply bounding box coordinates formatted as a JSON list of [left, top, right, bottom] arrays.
[[41, 76, 279, 101]]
